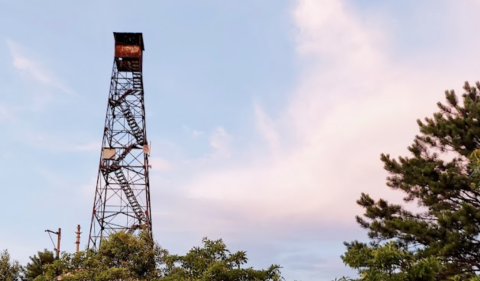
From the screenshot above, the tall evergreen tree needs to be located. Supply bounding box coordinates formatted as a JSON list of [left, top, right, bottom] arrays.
[[0, 249, 21, 281], [343, 82, 480, 280], [23, 249, 55, 280]]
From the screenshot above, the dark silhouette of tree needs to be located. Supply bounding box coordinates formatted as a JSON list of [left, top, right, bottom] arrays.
[[23, 249, 55, 281], [343, 82, 480, 280]]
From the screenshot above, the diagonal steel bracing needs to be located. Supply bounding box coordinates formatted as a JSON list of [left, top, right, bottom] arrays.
[[88, 32, 152, 249]]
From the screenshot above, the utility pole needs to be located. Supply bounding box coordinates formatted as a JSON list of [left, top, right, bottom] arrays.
[[75, 225, 81, 253], [45, 228, 61, 259]]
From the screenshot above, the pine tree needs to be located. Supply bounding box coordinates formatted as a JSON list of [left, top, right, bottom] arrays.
[[343, 82, 480, 280], [23, 249, 55, 280], [0, 250, 21, 281]]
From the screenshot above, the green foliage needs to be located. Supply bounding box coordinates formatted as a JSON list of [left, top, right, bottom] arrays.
[[342, 241, 441, 281], [96, 230, 159, 279], [34, 230, 161, 281], [343, 82, 480, 280], [160, 237, 283, 281], [0, 249, 21, 281], [32, 232, 282, 281], [23, 249, 55, 280]]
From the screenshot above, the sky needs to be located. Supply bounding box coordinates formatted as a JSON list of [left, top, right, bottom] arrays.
[[1, 0, 480, 280]]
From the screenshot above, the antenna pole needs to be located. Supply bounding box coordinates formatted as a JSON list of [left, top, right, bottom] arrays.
[[75, 225, 81, 253]]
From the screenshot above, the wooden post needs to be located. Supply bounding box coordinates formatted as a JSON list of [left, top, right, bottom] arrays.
[[45, 228, 61, 259], [56, 228, 61, 259]]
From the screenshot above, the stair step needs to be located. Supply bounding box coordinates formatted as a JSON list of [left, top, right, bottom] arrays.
[[114, 169, 146, 222], [119, 103, 145, 145]]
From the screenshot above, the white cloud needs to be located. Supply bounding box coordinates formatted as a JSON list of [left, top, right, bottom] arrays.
[[182, 125, 204, 138], [9, 41, 53, 85], [254, 103, 281, 157], [7, 40, 74, 95], [13, 129, 99, 153], [151, 3, 480, 280], [70, 141, 100, 152], [0, 40, 76, 122], [158, 0, 480, 233], [183, 0, 400, 226], [293, 0, 384, 71], [209, 127, 233, 159], [150, 157, 172, 171]]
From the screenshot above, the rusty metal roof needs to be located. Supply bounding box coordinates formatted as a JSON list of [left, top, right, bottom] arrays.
[[113, 32, 145, 51]]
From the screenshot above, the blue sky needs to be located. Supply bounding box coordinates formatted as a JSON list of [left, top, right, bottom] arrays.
[[2, 1, 480, 280]]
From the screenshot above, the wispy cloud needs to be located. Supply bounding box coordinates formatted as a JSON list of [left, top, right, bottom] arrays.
[[182, 125, 204, 138], [147, 1, 480, 279], [150, 157, 172, 172], [70, 141, 100, 152], [181, 0, 397, 226], [7, 39, 74, 95], [14, 129, 99, 153], [254, 103, 280, 157], [209, 127, 233, 159], [155, 0, 480, 235], [0, 40, 76, 122]]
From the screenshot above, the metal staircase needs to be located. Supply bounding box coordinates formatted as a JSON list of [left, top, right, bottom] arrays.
[[119, 103, 145, 145], [132, 72, 142, 89], [114, 168, 146, 223], [103, 86, 145, 223], [100, 144, 146, 223], [101, 144, 135, 174], [109, 89, 134, 107], [109, 88, 145, 145]]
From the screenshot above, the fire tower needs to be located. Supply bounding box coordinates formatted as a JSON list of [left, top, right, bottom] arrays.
[[88, 32, 152, 249]]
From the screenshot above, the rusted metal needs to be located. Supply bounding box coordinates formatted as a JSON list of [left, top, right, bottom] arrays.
[[113, 32, 144, 72], [113, 32, 144, 50], [88, 32, 152, 250], [115, 45, 142, 58], [75, 225, 81, 253]]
